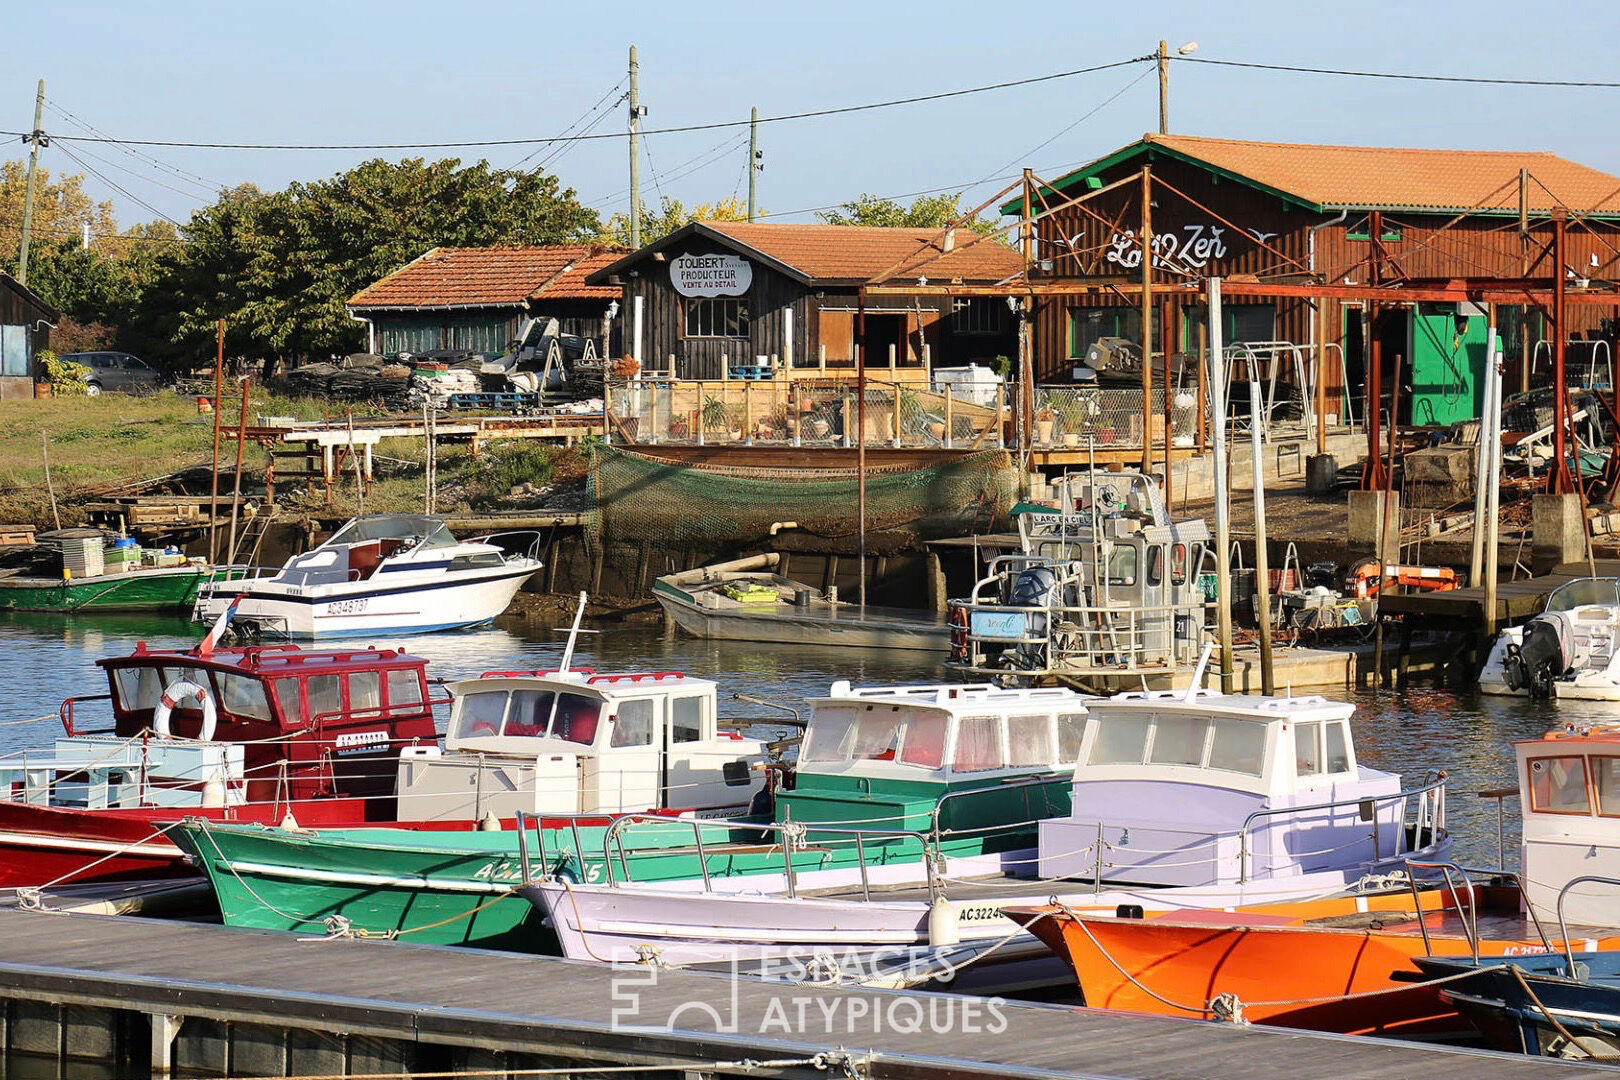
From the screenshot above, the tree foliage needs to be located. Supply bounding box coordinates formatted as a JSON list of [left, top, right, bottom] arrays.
[[0, 162, 118, 273], [601, 195, 751, 247], [818, 192, 997, 237]]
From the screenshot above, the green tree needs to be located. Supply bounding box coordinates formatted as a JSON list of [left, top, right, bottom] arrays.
[[0, 160, 118, 274], [819, 192, 996, 237], [601, 195, 751, 247]]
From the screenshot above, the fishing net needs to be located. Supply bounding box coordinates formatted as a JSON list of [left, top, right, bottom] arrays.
[[588, 445, 1016, 548]]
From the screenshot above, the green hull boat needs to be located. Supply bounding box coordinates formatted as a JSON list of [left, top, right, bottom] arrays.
[[0, 566, 235, 613]]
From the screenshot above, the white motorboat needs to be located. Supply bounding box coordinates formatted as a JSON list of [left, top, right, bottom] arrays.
[[195, 514, 540, 639], [1480, 578, 1620, 700]]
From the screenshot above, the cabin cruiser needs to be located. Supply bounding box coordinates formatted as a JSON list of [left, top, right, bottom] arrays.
[[520, 685, 1447, 988], [1481, 578, 1620, 700], [195, 514, 540, 639], [947, 471, 1211, 684]]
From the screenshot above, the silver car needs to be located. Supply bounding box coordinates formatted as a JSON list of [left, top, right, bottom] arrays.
[[60, 352, 164, 396]]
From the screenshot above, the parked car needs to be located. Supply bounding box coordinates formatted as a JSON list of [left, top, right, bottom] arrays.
[[59, 352, 164, 396]]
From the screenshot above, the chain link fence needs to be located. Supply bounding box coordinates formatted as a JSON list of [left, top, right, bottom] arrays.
[[1030, 387, 1198, 449]]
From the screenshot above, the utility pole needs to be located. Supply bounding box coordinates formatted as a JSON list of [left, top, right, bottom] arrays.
[[628, 47, 644, 250], [1157, 41, 1169, 135], [747, 106, 760, 222], [17, 79, 47, 287]]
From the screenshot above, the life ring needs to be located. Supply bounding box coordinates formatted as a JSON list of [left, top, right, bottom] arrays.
[[152, 679, 217, 742], [948, 604, 970, 662]]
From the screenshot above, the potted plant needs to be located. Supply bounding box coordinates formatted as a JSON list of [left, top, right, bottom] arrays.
[[1053, 394, 1091, 448], [702, 395, 734, 438], [1034, 405, 1056, 445]]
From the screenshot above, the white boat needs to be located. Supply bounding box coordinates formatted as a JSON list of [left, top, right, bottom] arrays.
[[1480, 578, 1620, 700], [195, 514, 540, 639], [655, 554, 948, 653], [520, 685, 1449, 990]]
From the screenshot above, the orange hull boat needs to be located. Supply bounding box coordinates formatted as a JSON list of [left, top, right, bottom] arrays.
[[1008, 887, 1620, 1038]]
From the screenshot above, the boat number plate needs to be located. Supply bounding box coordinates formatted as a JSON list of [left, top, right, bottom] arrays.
[[969, 611, 1027, 640], [328, 598, 370, 615]]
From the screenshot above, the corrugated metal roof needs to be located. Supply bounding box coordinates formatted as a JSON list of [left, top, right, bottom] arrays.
[[347, 246, 624, 309], [1015, 134, 1620, 216]]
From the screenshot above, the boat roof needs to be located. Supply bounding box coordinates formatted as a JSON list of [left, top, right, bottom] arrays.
[[100, 643, 428, 677], [452, 668, 716, 698], [813, 680, 1090, 711], [1091, 687, 1355, 724], [323, 514, 457, 546], [1518, 722, 1620, 750]]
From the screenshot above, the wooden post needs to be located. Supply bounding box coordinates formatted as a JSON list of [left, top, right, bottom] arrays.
[[944, 385, 955, 449], [1139, 167, 1155, 473], [1208, 278, 1234, 693], [208, 319, 225, 562], [1552, 209, 1574, 494], [1021, 169, 1037, 494], [891, 383, 902, 446], [857, 293, 868, 607], [1161, 297, 1174, 504], [1196, 321, 1208, 453], [1483, 313, 1503, 634], [1314, 300, 1329, 454], [226, 379, 250, 563], [743, 380, 753, 445], [40, 432, 60, 532], [819, 342, 827, 371], [1250, 363, 1276, 696]]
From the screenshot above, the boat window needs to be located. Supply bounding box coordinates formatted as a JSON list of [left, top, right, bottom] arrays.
[[550, 694, 603, 746], [898, 712, 948, 768], [1088, 713, 1150, 765], [327, 515, 458, 551], [610, 700, 655, 748], [1207, 718, 1266, 777], [952, 715, 1005, 772], [1146, 546, 1164, 588], [1106, 546, 1138, 587], [503, 689, 553, 737], [271, 678, 305, 727], [449, 552, 506, 571], [112, 666, 167, 712], [348, 672, 381, 716], [386, 669, 424, 708], [307, 675, 343, 724], [1594, 757, 1620, 817], [1547, 579, 1620, 612], [1294, 723, 1322, 776], [1325, 721, 1351, 773], [455, 690, 508, 738], [801, 707, 857, 764], [214, 672, 273, 723], [1171, 544, 1187, 587], [849, 708, 903, 761], [1007, 714, 1056, 767], [1057, 712, 1087, 764], [1528, 755, 1592, 814], [1149, 713, 1208, 766], [671, 697, 704, 743]]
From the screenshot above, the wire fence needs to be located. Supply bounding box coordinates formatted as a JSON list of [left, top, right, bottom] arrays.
[[1031, 387, 1198, 449]]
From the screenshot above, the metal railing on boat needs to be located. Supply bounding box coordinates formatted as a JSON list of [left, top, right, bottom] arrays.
[[1236, 772, 1448, 882]]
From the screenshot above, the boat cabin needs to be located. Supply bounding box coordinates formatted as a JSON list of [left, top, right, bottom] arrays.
[[396, 668, 766, 819], [0, 645, 439, 818], [949, 471, 1211, 677], [274, 514, 496, 587], [1039, 689, 1432, 886], [781, 681, 1089, 838], [1517, 725, 1620, 924]]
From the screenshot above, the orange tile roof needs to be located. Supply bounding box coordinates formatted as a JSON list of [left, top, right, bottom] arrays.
[[1030, 134, 1620, 216], [695, 222, 1024, 284], [348, 245, 624, 309]]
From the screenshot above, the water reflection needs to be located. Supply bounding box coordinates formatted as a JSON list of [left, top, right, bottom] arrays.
[[0, 610, 1594, 866]]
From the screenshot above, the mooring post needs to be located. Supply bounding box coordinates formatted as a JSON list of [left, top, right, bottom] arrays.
[[149, 1013, 182, 1075]]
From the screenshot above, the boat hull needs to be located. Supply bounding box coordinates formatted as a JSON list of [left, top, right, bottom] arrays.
[[654, 585, 948, 653], [197, 564, 537, 638], [0, 567, 212, 613]]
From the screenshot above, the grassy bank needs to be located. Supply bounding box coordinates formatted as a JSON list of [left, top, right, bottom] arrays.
[[0, 391, 586, 529]]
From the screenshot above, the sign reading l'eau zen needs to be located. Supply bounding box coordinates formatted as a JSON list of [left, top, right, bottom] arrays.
[[671, 253, 752, 297]]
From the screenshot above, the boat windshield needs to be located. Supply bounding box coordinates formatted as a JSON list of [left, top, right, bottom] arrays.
[[110, 664, 272, 722], [1546, 579, 1620, 612], [325, 515, 458, 551], [451, 687, 604, 745]]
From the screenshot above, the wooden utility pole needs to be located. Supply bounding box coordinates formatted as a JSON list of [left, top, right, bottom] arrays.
[[1156, 41, 1170, 134], [1020, 169, 1036, 495], [1483, 317, 1503, 637], [1551, 209, 1573, 494], [1208, 278, 1234, 693], [1314, 300, 1329, 455], [747, 106, 760, 222], [856, 293, 867, 608], [226, 378, 251, 563], [1250, 365, 1276, 696], [17, 79, 46, 287], [1139, 167, 1155, 473], [628, 46, 644, 249], [208, 320, 225, 562]]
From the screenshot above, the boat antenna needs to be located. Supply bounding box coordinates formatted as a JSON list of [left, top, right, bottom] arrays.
[[1185, 638, 1216, 700], [557, 591, 589, 674]]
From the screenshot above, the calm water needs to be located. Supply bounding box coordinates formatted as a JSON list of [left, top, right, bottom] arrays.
[[0, 611, 1600, 868]]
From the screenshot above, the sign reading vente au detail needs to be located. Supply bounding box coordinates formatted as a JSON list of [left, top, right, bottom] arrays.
[[671, 253, 752, 297]]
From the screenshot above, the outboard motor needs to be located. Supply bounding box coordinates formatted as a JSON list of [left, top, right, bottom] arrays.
[[1005, 565, 1060, 670], [1504, 617, 1570, 700]]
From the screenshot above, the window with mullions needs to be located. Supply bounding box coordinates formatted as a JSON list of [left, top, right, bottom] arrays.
[[1068, 306, 1141, 359], [685, 297, 749, 338], [953, 298, 1007, 335]]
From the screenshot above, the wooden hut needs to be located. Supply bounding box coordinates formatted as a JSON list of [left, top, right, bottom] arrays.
[[0, 273, 58, 400]]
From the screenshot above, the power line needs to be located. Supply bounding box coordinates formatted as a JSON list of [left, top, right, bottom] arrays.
[[514, 79, 626, 172], [1172, 55, 1620, 89], [0, 57, 1151, 152], [45, 97, 224, 192], [54, 143, 185, 229]]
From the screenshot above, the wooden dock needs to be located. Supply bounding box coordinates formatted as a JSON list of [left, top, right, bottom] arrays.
[[1379, 559, 1620, 632], [0, 909, 1593, 1078]]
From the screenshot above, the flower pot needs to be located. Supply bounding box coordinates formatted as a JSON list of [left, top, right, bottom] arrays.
[[1035, 419, 1055, 444], [33, 382, 51, 399], [1062, 432, 1080, 448]]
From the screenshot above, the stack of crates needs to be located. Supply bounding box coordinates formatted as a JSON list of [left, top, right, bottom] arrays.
[[53, 536, 104, 579], [104, 538, 141, 575]]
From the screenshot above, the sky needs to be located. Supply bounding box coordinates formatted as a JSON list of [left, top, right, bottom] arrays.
[[5, 0, 1619, 235]]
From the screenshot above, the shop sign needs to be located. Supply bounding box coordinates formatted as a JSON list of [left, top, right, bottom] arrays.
[[1091, 222, 1279, 272], [671, 253, 753, 296]]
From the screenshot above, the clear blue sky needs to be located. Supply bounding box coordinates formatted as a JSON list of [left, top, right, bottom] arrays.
[[7, 0, 1618, 233]]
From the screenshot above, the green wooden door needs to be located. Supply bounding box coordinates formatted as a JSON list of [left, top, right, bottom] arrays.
[[1409, 304, 1488, 426]]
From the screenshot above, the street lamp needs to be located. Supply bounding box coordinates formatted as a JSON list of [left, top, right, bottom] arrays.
[[1157, 40, 1198, 135]]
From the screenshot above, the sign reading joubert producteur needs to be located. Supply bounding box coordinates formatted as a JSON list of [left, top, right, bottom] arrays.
[[671, 252, 752, 297]]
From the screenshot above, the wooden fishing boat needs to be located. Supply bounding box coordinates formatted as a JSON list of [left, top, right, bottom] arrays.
[[1005, 721, 1620, 1036], [654, 554, 948, 652], [0, 564, 227, 613]]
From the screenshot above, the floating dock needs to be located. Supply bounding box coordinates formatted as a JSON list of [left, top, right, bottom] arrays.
[[0, 908, 1593, 1078]]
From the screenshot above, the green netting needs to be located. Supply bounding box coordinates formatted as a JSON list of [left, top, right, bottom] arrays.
[[589, 446, 1017, 547]]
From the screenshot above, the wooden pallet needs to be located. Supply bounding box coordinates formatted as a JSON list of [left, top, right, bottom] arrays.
[[0, 526, 35, 548]]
